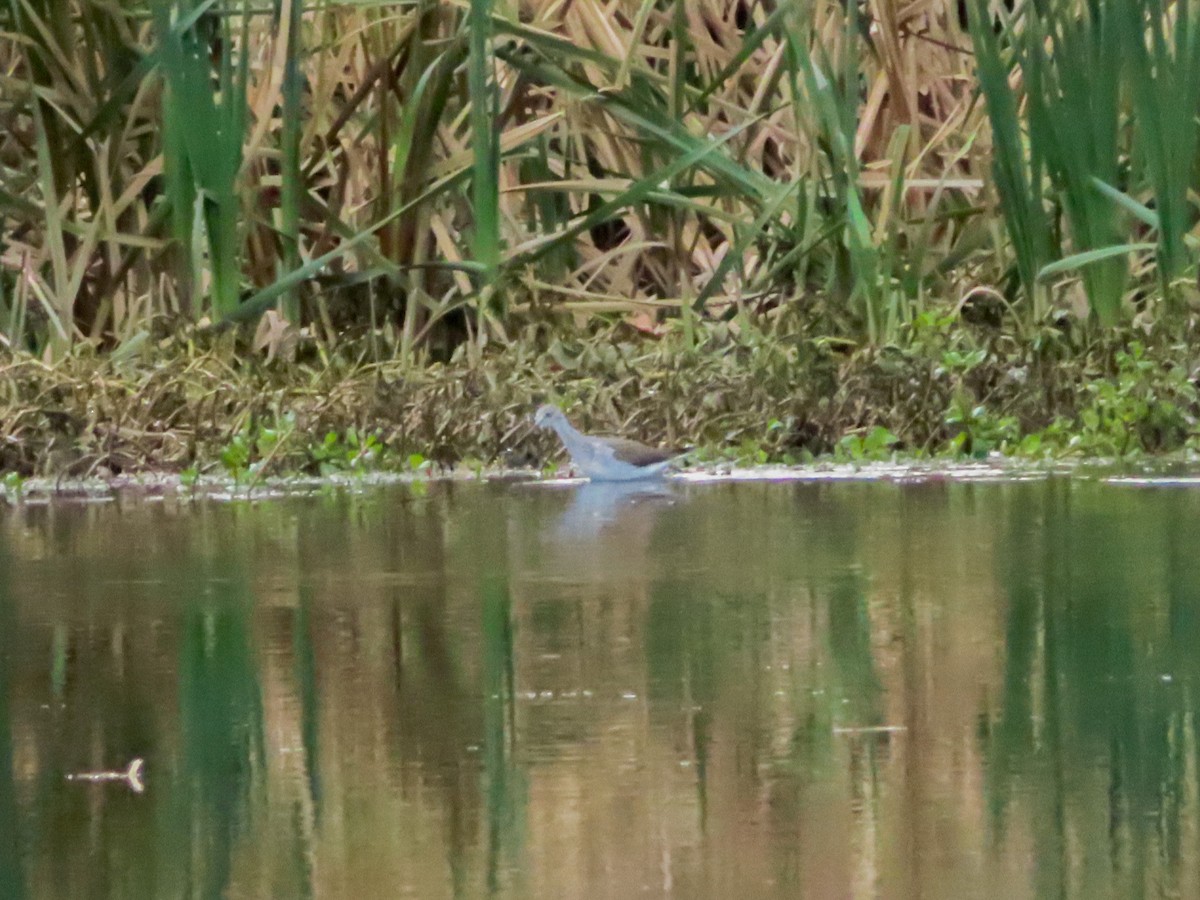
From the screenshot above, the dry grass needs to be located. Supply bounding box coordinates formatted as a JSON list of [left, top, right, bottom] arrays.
[[0, 0, 990, 349]]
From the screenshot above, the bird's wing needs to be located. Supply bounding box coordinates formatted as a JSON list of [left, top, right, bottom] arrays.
[[601, 437, 680, 467]]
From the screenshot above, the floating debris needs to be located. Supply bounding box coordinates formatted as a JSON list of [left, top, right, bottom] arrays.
[[65, 758, 145, 794], [832, 725, 908, 736]]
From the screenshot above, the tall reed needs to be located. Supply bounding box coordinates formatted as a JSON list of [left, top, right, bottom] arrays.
[[279, 0, 306, 323], [13, 0, 1173, 355], [155, 1, 251, 320], [968, 0, 1200, 324], [1121, 0, 1200, 305], [965, 0, 1054, 321]]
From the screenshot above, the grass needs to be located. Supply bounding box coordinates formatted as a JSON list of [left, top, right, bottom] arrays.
[[967, 0, 1200, 324], [3, 0, 992, 352], [2, 309, 1199, 482], [154, 0, 251, 319]]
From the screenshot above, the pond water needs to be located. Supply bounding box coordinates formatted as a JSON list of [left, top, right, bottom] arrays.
[[2, 476, 1199, 899]]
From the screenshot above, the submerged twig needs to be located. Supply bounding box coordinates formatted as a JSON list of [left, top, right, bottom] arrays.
[[832, 725, 908, 735], [65, 757, 146, 794]]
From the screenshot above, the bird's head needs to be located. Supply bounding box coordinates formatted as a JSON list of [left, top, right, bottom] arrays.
[[533, 404, 567, 430]]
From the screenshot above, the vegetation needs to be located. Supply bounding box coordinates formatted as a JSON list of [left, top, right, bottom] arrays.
[[1, 313, 1199, 484], [3, 0, 1200, 478]]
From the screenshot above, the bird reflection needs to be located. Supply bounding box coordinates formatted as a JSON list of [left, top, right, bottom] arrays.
[[553, 478, 677, 539]]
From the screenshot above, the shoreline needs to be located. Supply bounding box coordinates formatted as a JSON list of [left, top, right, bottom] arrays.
[[4, 319, 1200, 487], [3, 456, 1198, 507]]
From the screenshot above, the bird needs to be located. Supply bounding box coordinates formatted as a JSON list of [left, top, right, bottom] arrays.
[[533, 404, 683, 481]]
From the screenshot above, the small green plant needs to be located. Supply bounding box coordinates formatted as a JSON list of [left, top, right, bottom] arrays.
[[2, 472, 25, 497], [406, 452, 432, 476], [735, 438, 770, 466], [256, 426, 284, 460], [1065, 342, 1198, 455], [309, 429, 385, 476], [221, 415, 300, 483], [179, 466, 200, 488], [943, 397, 1018, 458], [937, 347, 989, 375], [836, 426, 899, 461], [220, 432, 253, 481], [309, 432, 343, 474], [348, 430, 383, 469]]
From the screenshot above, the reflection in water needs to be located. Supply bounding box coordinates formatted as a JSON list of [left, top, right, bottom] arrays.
[[987, 481, 1200, 900], [63, 757, 145, 792], [177, 568, 267, 900], [1, 481, 1200, 897], [0, 537, 26, 900], [541, 478, 677, 539]]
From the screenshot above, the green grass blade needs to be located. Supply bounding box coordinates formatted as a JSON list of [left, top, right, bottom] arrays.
[[1037, 244, 1156, 282], [692, 179, 802, 311], [468, 0, 500, 319], [279, 0, 305, 322], [1089, 177, 1160, 231], [508, 115, 763, 268], [966, 0, 1053, 316]]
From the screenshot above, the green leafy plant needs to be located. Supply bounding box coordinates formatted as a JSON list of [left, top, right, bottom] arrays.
[[943, 396, 1018, 458], [153, 0, 251, 319], [2, 472, 26, 497], [836, 426, 899, 461], [1065, 342, 1198, 455], [309, 429, 384, 476], [406, 452, 432, 475], [220, 431, 254, 480], [216, 415, 297, 481], [735, 438, 770, 466]]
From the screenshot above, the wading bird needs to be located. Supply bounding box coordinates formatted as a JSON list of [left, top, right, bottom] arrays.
[[533, 405, 682, 481]]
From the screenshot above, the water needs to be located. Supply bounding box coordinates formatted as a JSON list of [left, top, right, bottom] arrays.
[[2, 476, 1200, 899]]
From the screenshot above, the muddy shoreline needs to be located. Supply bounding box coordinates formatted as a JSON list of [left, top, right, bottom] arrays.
[[4, 321, 1200, 487], [5, 457, 1197, 508]]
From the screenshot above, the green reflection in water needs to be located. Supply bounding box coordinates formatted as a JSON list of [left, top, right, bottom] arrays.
[[2, 481, 1200, 899], [0, 536, 27, 900], [645, 579, 719, 832], [170, 555, 266, 900], [990, 482, 1200, 900], [483, 575, 525, 896]]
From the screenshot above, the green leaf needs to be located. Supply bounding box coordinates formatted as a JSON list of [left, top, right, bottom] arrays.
[[1089, 177, 1161, 230], [1036, 243, 1157, 282]]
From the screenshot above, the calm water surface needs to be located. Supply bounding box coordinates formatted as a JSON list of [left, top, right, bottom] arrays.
[[2, 477, 1199, 899]]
